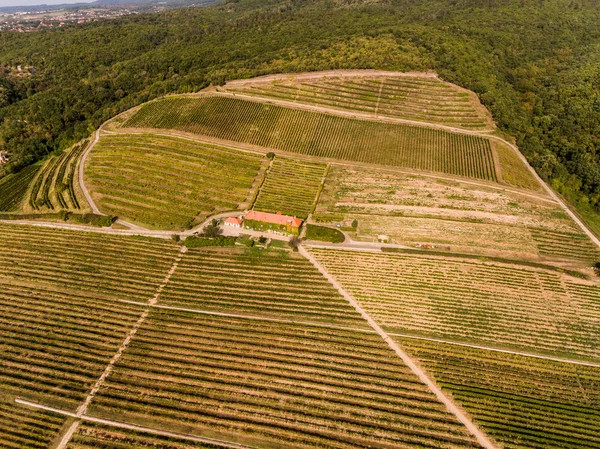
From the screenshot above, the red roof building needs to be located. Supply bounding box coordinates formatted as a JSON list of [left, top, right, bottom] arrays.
[[244, 211, 303, 235], [224, 217, 243, 227]]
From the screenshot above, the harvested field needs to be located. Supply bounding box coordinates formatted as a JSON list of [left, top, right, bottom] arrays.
[[159, 247, 368, 328], [88, 309, 482, 449], [225, 76, 492, 130], [310, 248, 600, 360], [315, 166, 599, 266], [86, 134, 263, 230], [0, 399, 65, 449], [123, 96, 497, 181], [397, 338, 600, 449], [253, 156, 326, 218]]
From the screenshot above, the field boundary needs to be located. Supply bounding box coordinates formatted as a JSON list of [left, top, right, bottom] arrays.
[[15, 399, 255, 449], [53, 245, 187, 449], [298, 245, 498, 449]]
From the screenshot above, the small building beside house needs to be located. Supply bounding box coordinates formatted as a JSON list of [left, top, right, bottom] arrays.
[[243, 210, 303, 235], [224, 217, 243, 228]]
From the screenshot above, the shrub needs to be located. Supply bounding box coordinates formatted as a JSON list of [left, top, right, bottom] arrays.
[[305, 224, 345, 243], [184, 236, 236, 248]]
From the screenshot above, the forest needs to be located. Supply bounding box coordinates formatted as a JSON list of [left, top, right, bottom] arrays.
[[0, 0, 599, 226]]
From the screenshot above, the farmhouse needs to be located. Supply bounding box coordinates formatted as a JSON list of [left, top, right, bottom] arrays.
[[244, 210, 303, 235], [224, 217, 243, 228]]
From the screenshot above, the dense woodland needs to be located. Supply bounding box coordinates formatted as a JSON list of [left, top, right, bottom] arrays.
[[1, 0, 599, 224]]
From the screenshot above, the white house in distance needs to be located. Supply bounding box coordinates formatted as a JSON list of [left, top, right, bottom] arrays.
[[0, 152, 8, 164], [224, 217, 243, 228]]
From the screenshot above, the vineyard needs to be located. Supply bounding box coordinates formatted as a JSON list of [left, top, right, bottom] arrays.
[[0, 399, 65, 449], [87, 308, 482, 449], [314, 166, 598, 266], [123, 96, 498, 181], [225, 76, 493, 130], [397, 338, 600, 449], [86, 134, 264, 230], [309, 248, 600, 360], [0, 163, 40, 212], [253, 157, 326, 218], [159, 247, 369, 328], [0, 224, 181, 416], [67, 422, 231, 449], [29, 139, 89, 211], [494, 141, 542, 191]]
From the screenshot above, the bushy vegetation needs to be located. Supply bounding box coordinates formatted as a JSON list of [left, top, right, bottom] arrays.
[[126, 96, 497, 180], [305, 224, 345, 243], [183, 235, 237, 247]]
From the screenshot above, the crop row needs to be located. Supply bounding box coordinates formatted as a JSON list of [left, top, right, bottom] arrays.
[[86, 134, 263, 229], [124, 96, 498, 181], [530, 228, 600, 264], [253, 156, 326, 218], [0, 400, 65, 449], [0, 282, 144, 411], [233, 78, 487, 129], [29, 140, 89, 211], [396, 337, 600, 449], [87, 309, 481, 449], [0, 163, 41, 212], [68, 421, 228, 449], [159, 247, 369, 328], [0, 223, 180, 302], [310, 248, 600, 360]]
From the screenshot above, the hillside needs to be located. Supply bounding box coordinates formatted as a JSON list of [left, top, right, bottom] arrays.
[[1, 0, 600, 231], [1, 70, 599, 448]]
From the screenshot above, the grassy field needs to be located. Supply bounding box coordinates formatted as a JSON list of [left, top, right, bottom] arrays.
[[310, 248, 600, 361], [0, 398, 66, 449], [225, 76, 492, 130], [397, 338, 600, 449], [253, 156, 326, 218], [315, 166, 598, 266], [159, 247, 366, 327], [88, 308, 482, 449], [0, 163, 41, 212], [28, 140, 89, 212], [86, 134, 264, 230], [67, 422, 231, 449], [123, 96, 498, 181], [494, 141, 542, 191]]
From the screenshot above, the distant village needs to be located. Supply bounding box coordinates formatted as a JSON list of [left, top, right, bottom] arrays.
[[0, 8, 138, 32]]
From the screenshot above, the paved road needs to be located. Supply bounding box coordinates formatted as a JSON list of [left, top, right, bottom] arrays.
[[78, 129, 102, 214], [299, 245, 498, 449]]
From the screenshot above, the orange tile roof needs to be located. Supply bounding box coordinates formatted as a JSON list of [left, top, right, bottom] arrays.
[[244, 210, 303, 228], [224, 217, 243, 225]]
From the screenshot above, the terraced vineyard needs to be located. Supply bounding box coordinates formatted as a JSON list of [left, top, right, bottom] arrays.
[[124, 96, 497, 181], [310, 248, 600, 360], [86, 134, 264, 229], [29, 140, 89, 211], [254, 157, 326, 218], [67, 422, 231, 449], [0, 163, 41, 212], [397, 338, 600, 449], [226, 76, 492, 130], [0, 400, 66, 449], [88, 308, 482, 449], [159, 247, 369, 327]]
